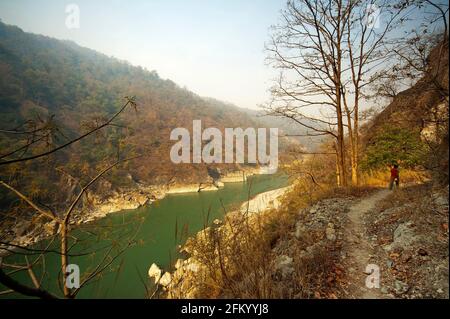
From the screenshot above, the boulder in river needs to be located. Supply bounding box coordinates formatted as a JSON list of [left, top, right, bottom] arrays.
[[148, 263, 162, 283], [174, 259, 184, 270], [159, 272, 172, 287]]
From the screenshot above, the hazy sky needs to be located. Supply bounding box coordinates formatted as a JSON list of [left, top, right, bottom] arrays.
[[0, 0, 286, 109]]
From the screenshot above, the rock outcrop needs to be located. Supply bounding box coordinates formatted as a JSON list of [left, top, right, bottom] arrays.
[[240, 186, 292, 214], [363, 184, 449, 299], [0, 184, 165, 256], [148, 263, 162, 284]]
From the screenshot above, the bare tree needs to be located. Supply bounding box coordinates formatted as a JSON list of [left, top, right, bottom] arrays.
[[0, 97, 145, 298], [371, 1, 448, 99], [342, 0, 409, 185], [266, 0, 430, 186], [265, 0, 352, 186]]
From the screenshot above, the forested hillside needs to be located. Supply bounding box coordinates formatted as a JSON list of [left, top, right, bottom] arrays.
[[0, 21, 271, 206]]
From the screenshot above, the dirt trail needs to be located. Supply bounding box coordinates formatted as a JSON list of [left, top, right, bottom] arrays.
[[343, 189, 390, 299]]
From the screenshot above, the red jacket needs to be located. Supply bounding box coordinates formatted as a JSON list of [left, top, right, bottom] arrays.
[[390, 167, 399, 178]]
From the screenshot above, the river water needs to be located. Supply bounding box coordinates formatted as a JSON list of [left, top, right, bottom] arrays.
[[2, 174, 288, 298]]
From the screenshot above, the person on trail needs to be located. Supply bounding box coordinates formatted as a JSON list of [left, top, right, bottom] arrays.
[[389, 164, 400, 190]]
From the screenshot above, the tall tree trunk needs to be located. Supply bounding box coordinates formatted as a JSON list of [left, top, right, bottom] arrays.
[[335, 150, 341, 187], [344, 79, 360, 186], [336, 84, 347, 187], [60, 222, 70, 298], [335, 5, 347, 188], [351, 154, 358, 185], [352, 92, 360, 185], [346, 108, 358, 186], [336, 106, 347, 187]]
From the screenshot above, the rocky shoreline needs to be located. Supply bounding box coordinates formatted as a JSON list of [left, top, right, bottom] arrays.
[[147, 184, 293, 297], [239, 186, 292, 214], [0, 167, 264, 257], [0, 184, 165, 257]]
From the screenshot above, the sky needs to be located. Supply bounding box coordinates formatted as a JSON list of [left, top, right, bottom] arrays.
[[0, 0, 286, 109]]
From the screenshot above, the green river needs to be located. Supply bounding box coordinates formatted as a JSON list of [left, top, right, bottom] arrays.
[[2, 174, 288, 299]]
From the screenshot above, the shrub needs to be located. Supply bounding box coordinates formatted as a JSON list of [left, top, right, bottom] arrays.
[[361, 126, 427, 171]]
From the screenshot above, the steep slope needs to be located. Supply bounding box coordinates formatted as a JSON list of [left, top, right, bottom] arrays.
[[365, 41, 448, 134], [361, 40, 449, 183], [0, 21, 274, 205]]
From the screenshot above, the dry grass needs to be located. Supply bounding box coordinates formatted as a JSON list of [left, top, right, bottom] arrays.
[[360, 169, 430, 187], [181, 210, 278, 298], [169, 175, 412, 299], [175, 178, 359, 299]]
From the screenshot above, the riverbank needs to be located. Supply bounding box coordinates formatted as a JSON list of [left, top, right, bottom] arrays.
[[240, 186, 292, 213], [0, 167, 266, 257], [150, 182, 449, 299], [0, 184, 164, 257], [149, 184, 370, 298], [1, 172, 289, 298], [147, 184, 293, 297]]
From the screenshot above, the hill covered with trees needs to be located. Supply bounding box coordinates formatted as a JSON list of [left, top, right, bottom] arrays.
[[0, 21, 277, 209]]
